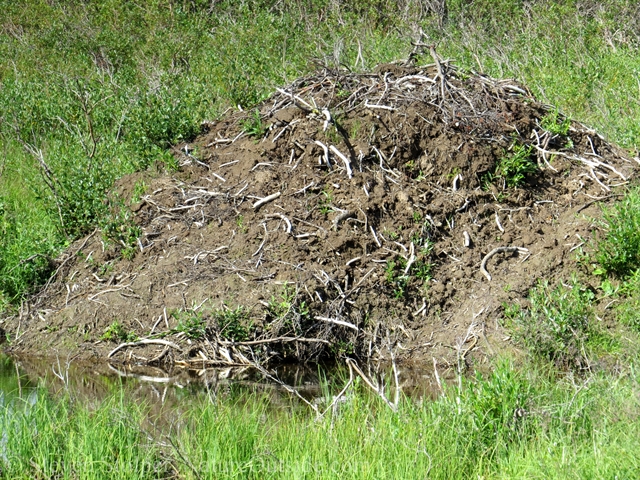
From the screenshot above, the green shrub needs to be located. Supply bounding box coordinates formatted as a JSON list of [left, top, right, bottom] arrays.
[[510, 279, 595, 369], [594, 188, 640, 278], [495, 142, 537, 188], [101, 321, 137, 342], [172, 310, 207, 340], [540, 108, 571, 136], [212, 305, 251, 341]]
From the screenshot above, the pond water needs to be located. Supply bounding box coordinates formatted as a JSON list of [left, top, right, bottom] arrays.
[[0, 352, 441, 416]]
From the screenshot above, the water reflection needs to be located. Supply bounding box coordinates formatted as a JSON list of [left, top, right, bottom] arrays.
[[0, 353, 442, 414]]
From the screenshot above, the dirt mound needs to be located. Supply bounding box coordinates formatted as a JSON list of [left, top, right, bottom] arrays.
[[5, 59, 637, 370]]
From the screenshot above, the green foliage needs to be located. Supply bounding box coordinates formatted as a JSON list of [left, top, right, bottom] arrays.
[[616, 269, 640, 331], [241, 109, 267, 138], [212, 305, 251, 342], [318, 189, 333, 215], [172, 309, 207, 340], [384, 253, 433, 299], [100, 321, 138, 343], [5, 354, 640, 478], [509, 279, 595, 369], [594, 188, 640, 278], [266, 285, 310, 336], [540, 108, 571, 136], [99, 203, 142, 261], [494, 142, 537, 188], [131, 180, 147, 204]]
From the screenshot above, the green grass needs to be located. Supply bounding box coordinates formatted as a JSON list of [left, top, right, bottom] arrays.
[[2, 357, 640, 479], [594, 187, 640, 278]]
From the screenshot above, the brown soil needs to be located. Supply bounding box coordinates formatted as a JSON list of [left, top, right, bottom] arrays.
[[3, 61, 637, 371]]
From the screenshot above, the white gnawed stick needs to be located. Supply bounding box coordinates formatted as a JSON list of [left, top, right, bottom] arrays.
[[314, 316, 359, 332], [108, 339, 182, 358], [329, 145, 353, 178], [480, 246, 529, 281], [314, 140, 331, 168], [252, 191, 281, 209]]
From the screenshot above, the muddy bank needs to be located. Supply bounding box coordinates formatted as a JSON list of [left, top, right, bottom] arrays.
[[2, 59, 637, 370]]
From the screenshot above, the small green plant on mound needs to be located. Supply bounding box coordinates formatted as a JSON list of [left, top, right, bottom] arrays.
[[495, 142, 537, 188], [506, 278, 595, 369], [616, 269, 640, 331], [266, 285, 310, 336], [318, 188, 333, 215], [99, 202, 142, 261], [130, 180, 147, 204], [241, 109, 267, 138], [172, 309, 207, 340], [384, 252, 433, 299], [594, 188, 640, 278], [212, 305, 251, 342], [541, 108, 571, 136], [100, 321, 138, 343]]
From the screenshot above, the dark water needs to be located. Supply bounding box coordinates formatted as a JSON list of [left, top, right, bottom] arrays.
[[0, 352, 441, 416]]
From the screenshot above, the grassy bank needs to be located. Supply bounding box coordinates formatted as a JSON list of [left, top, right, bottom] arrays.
[[1, 0, 640, 309], [1, 358, 639, 479]]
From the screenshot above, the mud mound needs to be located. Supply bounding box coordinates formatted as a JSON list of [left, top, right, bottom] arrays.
[[6, 59, 637, 370]]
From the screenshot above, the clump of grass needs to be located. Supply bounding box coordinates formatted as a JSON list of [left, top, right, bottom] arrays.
[[172, 309, 207, 340], [505, 279, 595, 369], [0, 392, 165, 478], [265, 285, 310, 337], [241, 109, 267, 138], [540, 108, 571, 136], [594, 187, 640, 278], [3, 355, 640, 478]]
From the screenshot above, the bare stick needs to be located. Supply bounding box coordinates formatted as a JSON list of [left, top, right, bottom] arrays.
[[403, 242, 416, 275], [315, 315, 359, 332], [433, 357, 443, 396], [346, 359, 397, 412], [329, 145, 353, 178], [252, 224, 268, 257], [108, 339, 182, 358], [314, 140, 331, 168], [275, 87, 315, 113], [321, 108, 332, 132], [370, 225, 382, 247], [480, 246, 529, 281], [364, 100, 395, 111], [265, 213, 292, 233], [221, 336, 330, 346], [150, 315, 163, 335], [463, 231, 471, 248], [252, 191, 281, 209], [293, 181, 315, 195], [495, 213, 505, 233], [452, 173, 462, 191]]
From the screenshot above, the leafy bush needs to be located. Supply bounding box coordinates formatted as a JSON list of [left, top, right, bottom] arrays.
[[495, 142, 537, 188], [540, 108, 571, 136], [172, 310, 207, 340], [100, 321, 137, 342], [212, 305, 251, 341]]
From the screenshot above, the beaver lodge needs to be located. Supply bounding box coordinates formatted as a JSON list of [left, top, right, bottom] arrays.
[[6, 51, 637, 378]]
